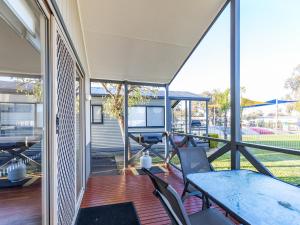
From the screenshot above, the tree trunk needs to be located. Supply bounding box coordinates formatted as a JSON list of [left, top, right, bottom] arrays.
[[118, 117, 132, 161]]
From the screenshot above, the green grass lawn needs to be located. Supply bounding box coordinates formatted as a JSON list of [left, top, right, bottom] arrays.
[[242, 134, 300, 149], [209, 149, 300, 185], [167, 149, 300, 185]]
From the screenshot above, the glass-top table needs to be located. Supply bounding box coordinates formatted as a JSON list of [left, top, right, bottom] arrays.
[[0, 136, 41, 167], [187, 170, 300, 225]]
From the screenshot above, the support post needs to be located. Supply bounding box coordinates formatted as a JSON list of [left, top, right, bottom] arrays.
[[124, 82, 129, 168], [205, 101, 209, 136], [188, 100, 192, 133], [230, 0, 241, 170], [185, 101, 188, 133], [165, 84, 171, 160]]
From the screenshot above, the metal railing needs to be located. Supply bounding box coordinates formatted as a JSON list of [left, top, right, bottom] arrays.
[[167, 132, 300, 185]]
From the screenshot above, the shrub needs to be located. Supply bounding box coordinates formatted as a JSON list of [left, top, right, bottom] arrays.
[[208, 133, 219, 148]]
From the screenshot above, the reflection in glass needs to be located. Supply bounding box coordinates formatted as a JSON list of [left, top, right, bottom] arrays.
[[76, 74, 84, 200], [0, 1, 46, 224], [147, 107, 164, 127], [128, 107, 146, 127]]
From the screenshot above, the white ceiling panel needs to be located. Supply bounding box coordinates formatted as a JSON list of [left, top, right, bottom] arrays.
[[78, 0, 227, 84], [0, 17, 40, 75]]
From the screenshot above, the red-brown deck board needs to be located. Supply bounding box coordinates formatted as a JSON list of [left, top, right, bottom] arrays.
[[81, 167, 238, 225], [0, 179, 41, 225]]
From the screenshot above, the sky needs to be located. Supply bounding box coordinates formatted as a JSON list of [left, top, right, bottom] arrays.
[[170, 0, 300, 102]]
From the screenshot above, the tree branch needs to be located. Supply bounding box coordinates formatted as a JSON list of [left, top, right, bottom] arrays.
[[101, 83, 114, 97]]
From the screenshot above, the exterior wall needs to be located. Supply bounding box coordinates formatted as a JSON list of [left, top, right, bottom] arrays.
[[54, 0, 89, 74], [0, 94, 39, 134], [0, 93, 36, 103], [91, 97, 165, 152]]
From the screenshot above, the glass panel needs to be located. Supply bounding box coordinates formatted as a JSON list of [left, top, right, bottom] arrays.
[[0, 1, 47, 224], [243, 148, 300, 185], [75, 74, 83, 199], [147, 107, 164, 127], [169, 4, 231, 141], [90, 81, 125, 173], [240, 0, 300, 150], [208, 143, 231, 171], [128, 106, 146, 127]]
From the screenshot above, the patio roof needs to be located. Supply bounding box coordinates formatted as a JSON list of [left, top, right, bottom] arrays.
[[91, 86, 210, 101], [78, 0, 227, 84]]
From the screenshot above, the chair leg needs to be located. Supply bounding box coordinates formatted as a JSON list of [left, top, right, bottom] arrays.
[[181, 182, 189, 202]]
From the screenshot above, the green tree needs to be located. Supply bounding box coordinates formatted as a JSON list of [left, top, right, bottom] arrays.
[[15, 78, 42, 102], [200, 90, 220, 126], [285, 64, 300, 112], [101, 83, 158, 160], [213, 89, 230, 139]]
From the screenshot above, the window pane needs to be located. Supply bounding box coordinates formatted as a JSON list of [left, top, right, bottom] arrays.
[[147, 107, 164, 127], [128, 107, 146, 127], [92, 105, 103, 123], [0, 1, 47, 223], [76, 75, 83, 199]]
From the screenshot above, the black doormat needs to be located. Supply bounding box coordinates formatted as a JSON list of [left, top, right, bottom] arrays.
[[0, 177, 31, 188], [136, 166, 165, 175], [76, 202, 141, 225]]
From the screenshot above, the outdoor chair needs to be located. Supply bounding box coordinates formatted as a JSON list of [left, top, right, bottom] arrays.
[[177, 147, 213, 201], [142, 168, 234, 225]]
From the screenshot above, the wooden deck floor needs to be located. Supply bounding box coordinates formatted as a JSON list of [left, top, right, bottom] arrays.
[[0, 179, 41, 225], [81, 166, 237, 225]]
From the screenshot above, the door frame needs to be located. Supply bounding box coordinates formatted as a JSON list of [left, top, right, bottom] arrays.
[[36, 1, 51, 225], [75, 65, 86, 209], [49, 12, 87, 225]]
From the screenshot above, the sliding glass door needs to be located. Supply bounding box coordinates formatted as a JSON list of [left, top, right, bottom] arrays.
[[76, 70, 85, 201], [0, 0, 49, 224]]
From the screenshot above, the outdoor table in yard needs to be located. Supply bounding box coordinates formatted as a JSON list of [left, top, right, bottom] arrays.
[[187, 170, 300, 225]]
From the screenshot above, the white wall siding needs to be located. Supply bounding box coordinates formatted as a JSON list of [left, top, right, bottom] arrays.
[[0, 93, 36, 103], [91, 97, 166, 151], [91, 115, 123, 149], [54, 0, 89, 74]]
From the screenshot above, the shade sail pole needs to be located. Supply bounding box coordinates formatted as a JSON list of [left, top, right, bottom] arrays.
[[230, 0, 241, 170], [185, 101, 188, 133], [188, 100, 192, 133]]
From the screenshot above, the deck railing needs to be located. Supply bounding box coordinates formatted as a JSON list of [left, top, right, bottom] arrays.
[[167, 132, 300, 186]]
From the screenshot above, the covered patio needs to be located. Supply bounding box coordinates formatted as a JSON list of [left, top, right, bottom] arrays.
[[1, 0, 300, 224], [76, 0, 300, 224]]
